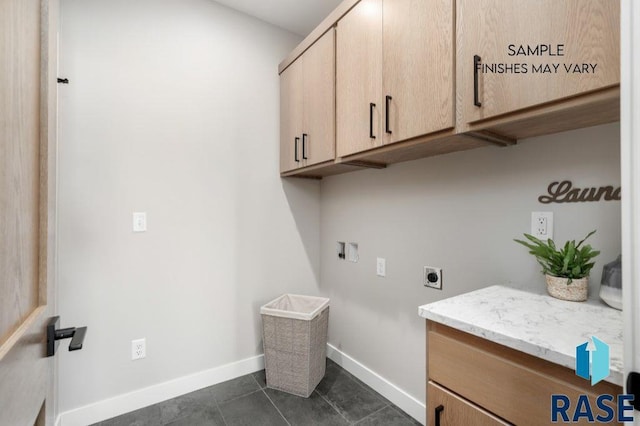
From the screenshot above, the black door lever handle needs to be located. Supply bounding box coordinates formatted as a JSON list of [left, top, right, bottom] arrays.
[[47, 316, 88, 357], [69, 326, 87, 351]]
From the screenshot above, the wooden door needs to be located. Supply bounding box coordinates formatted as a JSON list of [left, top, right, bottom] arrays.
[[0, 0, 58, 424], [458, 0, 619, 124], [336, 0, 383, 157], [302, 28, 335, 167], [382, 0, 454, 145], [279, 58, 303, 173], [427, 382, 508, 426]]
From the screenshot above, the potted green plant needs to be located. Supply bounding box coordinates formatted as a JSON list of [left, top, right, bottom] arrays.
[[514, 230, 600, 301]]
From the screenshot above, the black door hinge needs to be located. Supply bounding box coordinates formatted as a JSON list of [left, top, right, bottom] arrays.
[[57, 78, 69, 84], [627, 371, 640, 411]]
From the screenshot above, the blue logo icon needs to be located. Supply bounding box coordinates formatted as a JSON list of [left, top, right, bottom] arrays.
[[576, 336, 609, 385]]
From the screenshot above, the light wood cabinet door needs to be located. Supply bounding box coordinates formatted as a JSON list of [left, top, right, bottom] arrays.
[[458, 0, 619, 125], [382, 0, 454, 144], [336, 0, 383, 157], [302, 29, 335, 167], [427, 382, 509, 426], [280, 59, 303, 173]]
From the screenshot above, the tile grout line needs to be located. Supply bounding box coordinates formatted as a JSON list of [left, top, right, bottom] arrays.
[[212, 395, 229, 426], [313, 390, 351, 424], [216, 384, 264, 405], [339, 365, 394, 414], [340, 366, 389, 403], [351, 404, 389, 425], [261, 388, 292, 426], [251, 372, 264, 390], [251, 370, 290, 425]]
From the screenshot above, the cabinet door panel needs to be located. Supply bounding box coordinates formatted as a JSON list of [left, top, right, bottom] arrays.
[[459, 0, 619, 124], [428, 322, 622, 425], [280, 60, 303, 172], [336, 0, 383, 157], [427, 382, 509, 426], [383, 0, 454, 144], [303, 29, 335, 167]]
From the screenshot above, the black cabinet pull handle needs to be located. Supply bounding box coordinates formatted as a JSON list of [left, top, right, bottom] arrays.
[[294, 137, 300, 162], [474, 55, 482, 107], [369, 103, 376, 139], [302, 133, 308, 159], [385, 96, 392, 134], [435, 405, 444, 426]]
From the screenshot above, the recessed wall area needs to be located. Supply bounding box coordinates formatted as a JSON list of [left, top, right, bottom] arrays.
[[320, 122, 621, 402]]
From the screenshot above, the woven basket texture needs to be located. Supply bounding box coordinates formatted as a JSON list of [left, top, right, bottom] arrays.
[[545, 275, 588, 302], [262, 307, 329, 397]]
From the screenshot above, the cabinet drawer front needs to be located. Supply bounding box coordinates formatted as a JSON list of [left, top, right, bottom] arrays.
[[428, 323, 622, 425], [428, 381, 509, 426], [459, 0, 620, 124]]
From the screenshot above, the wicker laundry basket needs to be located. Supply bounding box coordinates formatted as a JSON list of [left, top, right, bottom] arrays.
[[261, 294, 330, 398]]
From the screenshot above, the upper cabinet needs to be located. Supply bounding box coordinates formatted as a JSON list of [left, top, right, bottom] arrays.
[[458, 0, 620, 126], [382, 0, 454, 144], [278, 0, 620, 178], [302, 30, 336, 168], [280, 59, 303, 173], [280, 29, 335, 174], [336, 0, 383, 157], [336, 0, 454, 158]]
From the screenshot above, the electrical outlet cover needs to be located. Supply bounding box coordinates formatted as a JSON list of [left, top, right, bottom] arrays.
[[132, 338, 146, 360], [424, 266, 442, 290], [531, 212, 554, 240], [133, 212, 147, 233]]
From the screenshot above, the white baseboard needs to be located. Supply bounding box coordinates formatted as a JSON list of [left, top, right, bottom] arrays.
[[326, 343, 426, 425], [57, 354, 264, 426], [58, 346, 425, 425]]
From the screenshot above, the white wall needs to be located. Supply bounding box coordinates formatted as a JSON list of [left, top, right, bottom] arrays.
[[57, 0, 319, 414], [320, 123, 621, 403]]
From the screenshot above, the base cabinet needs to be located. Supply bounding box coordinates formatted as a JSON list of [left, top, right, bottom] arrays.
[[427, 321, 623, 426], [427, 382, 508, 426]]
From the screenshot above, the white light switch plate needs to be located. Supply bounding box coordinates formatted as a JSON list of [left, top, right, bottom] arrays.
[[347, 243, 359, 262], [376, 258, 386, 277]]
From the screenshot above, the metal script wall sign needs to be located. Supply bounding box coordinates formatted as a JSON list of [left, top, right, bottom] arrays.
[[539, 181, 621, 204]]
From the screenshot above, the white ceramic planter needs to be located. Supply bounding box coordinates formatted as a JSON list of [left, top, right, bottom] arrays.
[[545, 275, 588, 301]]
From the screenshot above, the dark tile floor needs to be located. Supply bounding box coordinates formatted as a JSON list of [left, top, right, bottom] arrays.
[[94, 359, 421, 426]]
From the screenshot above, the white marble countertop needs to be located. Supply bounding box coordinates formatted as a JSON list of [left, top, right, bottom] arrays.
[[418, 285, 623, 386]]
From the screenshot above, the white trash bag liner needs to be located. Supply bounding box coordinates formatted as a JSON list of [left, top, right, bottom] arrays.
[[260, 294, 330, 321]]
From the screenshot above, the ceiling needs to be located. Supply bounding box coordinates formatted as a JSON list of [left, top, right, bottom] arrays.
[[212, 0, 344, 36]]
